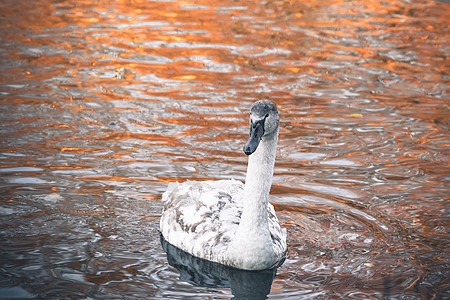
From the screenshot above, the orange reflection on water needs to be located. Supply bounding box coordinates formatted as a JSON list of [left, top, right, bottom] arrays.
[[0, 0, 448, 298]]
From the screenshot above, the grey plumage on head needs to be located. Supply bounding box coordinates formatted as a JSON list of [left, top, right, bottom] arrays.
[[251, 100, 278, 118]]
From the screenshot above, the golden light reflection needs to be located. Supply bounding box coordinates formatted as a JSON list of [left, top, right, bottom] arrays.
[[0, 0, 448, 297]]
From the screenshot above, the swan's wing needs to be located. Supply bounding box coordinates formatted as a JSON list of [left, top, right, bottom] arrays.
[[160, 179, 244, 262], [267, 202, 287, 261]]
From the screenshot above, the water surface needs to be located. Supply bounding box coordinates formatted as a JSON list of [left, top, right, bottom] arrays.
[[0, 0, 449, 298]]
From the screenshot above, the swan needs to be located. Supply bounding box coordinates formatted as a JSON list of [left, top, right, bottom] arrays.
[[160, 100, 287, 270]]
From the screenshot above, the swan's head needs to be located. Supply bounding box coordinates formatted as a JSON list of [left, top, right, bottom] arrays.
[[244, 100, 279, 155]]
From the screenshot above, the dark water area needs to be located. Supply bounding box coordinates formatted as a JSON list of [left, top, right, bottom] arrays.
[[0, 0, 449, 298]]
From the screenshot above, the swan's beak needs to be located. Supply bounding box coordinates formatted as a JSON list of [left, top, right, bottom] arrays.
[[244, 119, 265, 155]]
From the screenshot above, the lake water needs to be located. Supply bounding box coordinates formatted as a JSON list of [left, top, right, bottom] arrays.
[[0, 0, 448, 298]]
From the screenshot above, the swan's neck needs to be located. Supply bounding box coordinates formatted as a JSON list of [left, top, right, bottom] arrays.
[[242, 130, 277, 223], [229, 129, 278, 270]]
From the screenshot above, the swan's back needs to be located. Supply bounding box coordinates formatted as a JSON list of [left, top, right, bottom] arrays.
[[160, 179, 286, 266], [160, 180, 243, 262]]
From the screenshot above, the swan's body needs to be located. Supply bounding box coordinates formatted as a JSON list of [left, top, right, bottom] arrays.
[[160, 100, 287, 270]]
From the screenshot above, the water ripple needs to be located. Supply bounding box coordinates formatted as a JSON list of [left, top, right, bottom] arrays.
[[0, 0, 448, 298]]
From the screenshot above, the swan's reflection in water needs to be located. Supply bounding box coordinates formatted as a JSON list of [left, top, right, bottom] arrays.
[[160, 234, 283, 299]]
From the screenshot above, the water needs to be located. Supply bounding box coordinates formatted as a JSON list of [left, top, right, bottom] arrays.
[[0, 0, 448, 298]]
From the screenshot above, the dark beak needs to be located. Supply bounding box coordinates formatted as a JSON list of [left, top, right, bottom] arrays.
[[243, 119, 265, 155]]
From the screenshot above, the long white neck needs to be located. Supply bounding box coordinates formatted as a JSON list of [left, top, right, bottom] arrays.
[[228, 128, 278, 270], [242, 129, 278, 224]]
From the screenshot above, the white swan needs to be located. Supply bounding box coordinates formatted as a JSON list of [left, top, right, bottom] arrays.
[[160, 100, 287, 270]]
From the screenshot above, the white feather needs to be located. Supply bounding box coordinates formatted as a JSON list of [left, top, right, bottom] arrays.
[[160, 101, 287, 270]]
